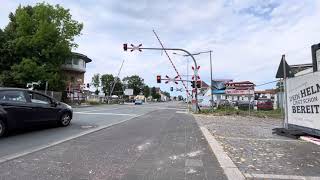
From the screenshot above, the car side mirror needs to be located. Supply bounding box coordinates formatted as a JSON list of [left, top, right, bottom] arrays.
[[52, 101, 60, 107]]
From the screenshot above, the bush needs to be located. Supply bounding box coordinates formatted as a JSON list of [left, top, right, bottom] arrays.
[[87, 100, 101, 105]]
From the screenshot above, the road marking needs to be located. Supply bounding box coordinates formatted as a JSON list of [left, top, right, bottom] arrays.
[[0, 115, 141, 164], [176, 111, 188, 114], [244, 173, 320, 180], [300, 136, 320, 145], [199, 126, 245, 180], [74, 107, 121, 113], [74, 112, 138, 116], [185, 159, 203, 167], [216, 136, 304, 142]]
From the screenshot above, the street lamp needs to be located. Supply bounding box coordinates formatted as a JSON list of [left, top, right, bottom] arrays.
[[174, 51, 214, 110]]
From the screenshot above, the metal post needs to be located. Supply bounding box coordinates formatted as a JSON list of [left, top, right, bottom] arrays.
[[45, 81, 48, 95], [187, 57, 190, 112], [282, 55, 288, 129], [248, 95, 251, 116], [209, 51, 214, 111]]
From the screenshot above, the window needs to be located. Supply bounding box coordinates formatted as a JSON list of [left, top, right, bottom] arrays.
[[65, 59, 72, 65], [29, 92, 51, 105], [73, 58, 79, 65], [0, 91, 27, 103]]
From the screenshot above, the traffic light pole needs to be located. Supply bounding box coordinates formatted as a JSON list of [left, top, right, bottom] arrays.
[[125, 46, 200, 113]]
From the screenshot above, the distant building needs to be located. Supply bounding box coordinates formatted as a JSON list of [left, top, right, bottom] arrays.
[[61, 52, 92, 91], [255, 89, 278, 109], [152, 87, 169, 101]]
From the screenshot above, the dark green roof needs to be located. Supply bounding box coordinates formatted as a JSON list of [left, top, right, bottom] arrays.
[[72, 52, 92, 63]]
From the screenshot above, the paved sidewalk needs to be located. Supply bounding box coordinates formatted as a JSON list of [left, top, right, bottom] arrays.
[[0, 109, 227, 180], [195, 115, 320, 180]]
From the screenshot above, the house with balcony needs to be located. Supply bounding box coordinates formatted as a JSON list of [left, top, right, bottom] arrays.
[[61, 52, 92, 101]]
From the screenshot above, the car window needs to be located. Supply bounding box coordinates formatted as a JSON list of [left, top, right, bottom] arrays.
[[29, 92, 52, 105], [0, 90, 27, 103]]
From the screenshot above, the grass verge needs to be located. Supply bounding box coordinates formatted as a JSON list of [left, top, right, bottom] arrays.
[[199, 107, 283, 119]]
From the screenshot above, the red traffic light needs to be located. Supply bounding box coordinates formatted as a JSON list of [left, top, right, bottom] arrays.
[[123, 43, 128, 51], [196, 81, 202, 88], [157, 75, 161, 83]]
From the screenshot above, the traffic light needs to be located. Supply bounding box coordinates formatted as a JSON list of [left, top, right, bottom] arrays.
[[123, 43, 128, 51], [170, 87, 173, 91], [86, 83, 90, 88], [191, 81, 195, 88], [196, 81, 202, 88], [157, 75, 161, 83]]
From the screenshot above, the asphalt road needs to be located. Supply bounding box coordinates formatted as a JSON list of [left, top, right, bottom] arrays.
[[0, 102, 180, 160], [0, 101, 226, 179]]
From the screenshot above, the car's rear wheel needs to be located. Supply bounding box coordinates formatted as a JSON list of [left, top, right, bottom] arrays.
[[0, 120, 7, 138], [59, 113, 71, 127]]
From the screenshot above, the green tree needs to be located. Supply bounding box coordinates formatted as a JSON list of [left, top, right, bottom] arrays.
[[162, 91, 170, 98], [112, 77, 124, 96], [122, 75, 144, 95], [276, 81, 283, 92], [154, 93, 161, 101], [143, 85, 150, 97], [11, 58, 45, 85], [100, 74, 113, 95], [100, 74, 123, 96], [151, 87, 157, 99], [91, 73, 100, 95], [0, 3, 83, 90]]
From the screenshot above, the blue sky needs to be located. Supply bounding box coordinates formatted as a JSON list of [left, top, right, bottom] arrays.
[[1, 0, 320, 96]]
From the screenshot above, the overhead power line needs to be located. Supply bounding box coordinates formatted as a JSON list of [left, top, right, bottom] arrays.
[[255, 80, 280, 87]]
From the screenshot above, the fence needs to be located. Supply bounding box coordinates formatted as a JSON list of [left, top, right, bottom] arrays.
[[36, 90, 62, 101]]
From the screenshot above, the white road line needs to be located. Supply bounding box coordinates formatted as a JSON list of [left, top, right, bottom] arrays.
[[137, 107, 187, 111], [244, 173, 320, 180], [0, 115, 141, 164], [199, 126, 245, 180], [74, 112, 138, 116], [74, 107, 122, 113], [216, 136, 304, 142], [176, 111, 188, 113]]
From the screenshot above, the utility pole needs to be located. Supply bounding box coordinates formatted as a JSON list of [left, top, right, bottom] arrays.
[[209, 51, 214, 111], [110, 60, 125, 97]]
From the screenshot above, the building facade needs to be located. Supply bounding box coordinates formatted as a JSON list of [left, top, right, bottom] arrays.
[[61, 52, 92, 102], [61, 52, 92, 91]]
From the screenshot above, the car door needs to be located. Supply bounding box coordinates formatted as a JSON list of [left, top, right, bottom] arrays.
[[0, 90, 32, 129], [27, 91, 59, 122]]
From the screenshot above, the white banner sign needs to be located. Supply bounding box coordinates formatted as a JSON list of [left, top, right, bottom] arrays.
[[286, 71, 320, 131], [124, 89, 133, 96], [225, 89, 254, 95]]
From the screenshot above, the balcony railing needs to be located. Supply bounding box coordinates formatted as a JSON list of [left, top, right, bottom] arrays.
[[61, 64, 86, 72]]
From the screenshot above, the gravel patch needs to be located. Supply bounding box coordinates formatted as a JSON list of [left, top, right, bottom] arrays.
[[194, 115, 320, 177]]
